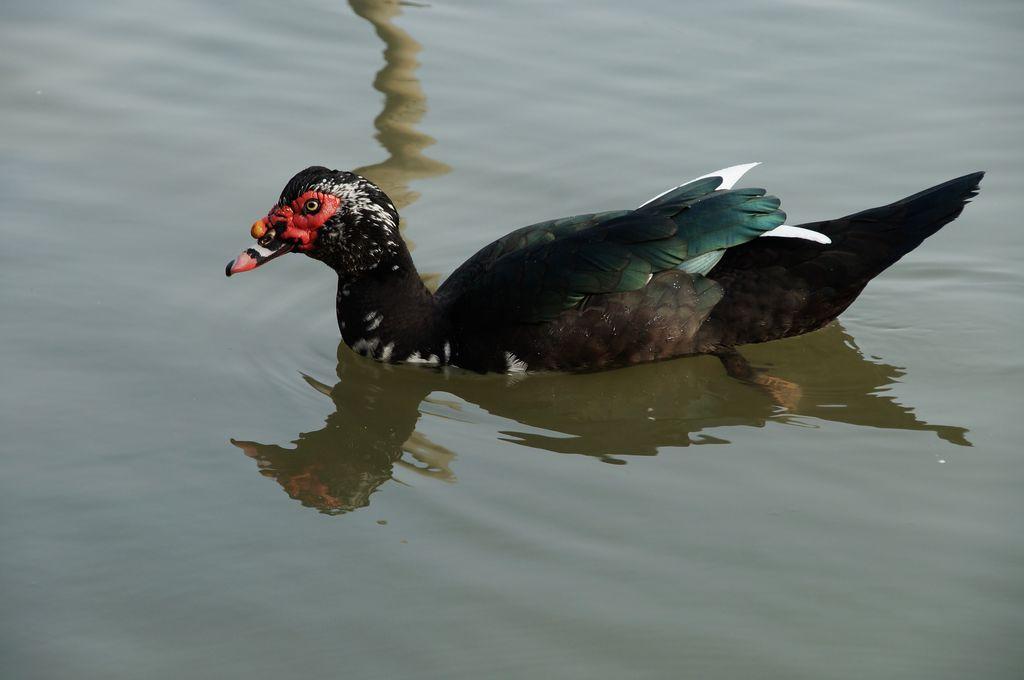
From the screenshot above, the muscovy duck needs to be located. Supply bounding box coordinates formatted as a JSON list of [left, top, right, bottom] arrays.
[[226, 164, 983, 374]]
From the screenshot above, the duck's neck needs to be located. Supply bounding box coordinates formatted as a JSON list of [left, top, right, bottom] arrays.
[[335, 249, 451, 365]]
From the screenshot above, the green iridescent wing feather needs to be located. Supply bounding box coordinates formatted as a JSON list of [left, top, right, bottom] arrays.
[[439, 176, 786, 325]]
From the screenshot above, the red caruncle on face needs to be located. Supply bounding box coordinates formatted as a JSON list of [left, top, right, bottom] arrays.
[[258, 190, 342, 251]]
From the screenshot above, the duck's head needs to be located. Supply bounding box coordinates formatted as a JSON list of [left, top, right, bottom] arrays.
[[226, 166, 400, 277]]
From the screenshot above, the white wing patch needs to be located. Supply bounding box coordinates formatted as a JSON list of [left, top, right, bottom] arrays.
[[690, 162, 762, 191], [639, 162, 761, 208], [760, 225, 831, 244], [640, 163, 831, 246]]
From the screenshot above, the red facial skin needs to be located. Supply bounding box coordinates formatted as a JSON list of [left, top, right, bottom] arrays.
[[256, 190, 342, 251]]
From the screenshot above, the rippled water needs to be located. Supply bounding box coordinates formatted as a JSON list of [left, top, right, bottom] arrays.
[[2, 1, 1022, 678]]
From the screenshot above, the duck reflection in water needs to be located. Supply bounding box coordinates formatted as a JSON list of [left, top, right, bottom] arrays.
[[348, 0, 450, 207], [230, 2, 967, 514], [232, 323, 970, 515]]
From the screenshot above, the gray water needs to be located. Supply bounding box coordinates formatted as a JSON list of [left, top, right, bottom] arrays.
[[2, 1, 1022, 678]]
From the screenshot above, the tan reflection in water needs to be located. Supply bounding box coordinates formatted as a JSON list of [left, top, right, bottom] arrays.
[[232, 324, 971, 515], [349, 0, 450, 213], [231, 2, 969, 516]]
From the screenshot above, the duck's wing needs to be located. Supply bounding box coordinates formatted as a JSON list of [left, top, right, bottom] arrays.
[[436, 209, 631, 300], [637, 162, 760, 207], [437, 165, 765, 299], [696, 171, 985, 349], [439, 177, 787, 326]]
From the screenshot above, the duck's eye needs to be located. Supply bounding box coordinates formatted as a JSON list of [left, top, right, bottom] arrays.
[[303, 198, 321, 214]]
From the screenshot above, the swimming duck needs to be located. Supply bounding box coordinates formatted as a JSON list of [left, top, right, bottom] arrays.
[[226, 164, 982, 374]]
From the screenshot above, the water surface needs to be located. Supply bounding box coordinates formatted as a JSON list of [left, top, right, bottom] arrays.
[[2, 1, 1022, 678]]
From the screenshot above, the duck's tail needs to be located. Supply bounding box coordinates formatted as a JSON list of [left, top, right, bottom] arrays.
[[810, 171, 984, 276], [697, 172, 985, 349]]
